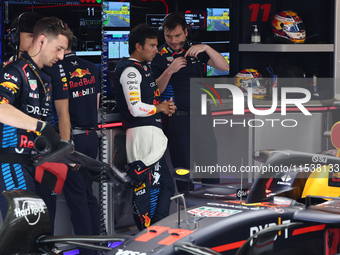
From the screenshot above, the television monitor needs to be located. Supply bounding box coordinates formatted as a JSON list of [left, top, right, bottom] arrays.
[[206, 52, 230, 76], [185, 10, 206, 30], [2, 0, 102, 59], [102, 2, 130, 28], [146, 14, 166, 29], [101, 31, 129, 98], [206, 8, 230, 31], [103, 31, 130, 59]]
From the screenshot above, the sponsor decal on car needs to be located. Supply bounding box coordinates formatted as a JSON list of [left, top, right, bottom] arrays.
[[14, 200, 46, 226], [277, 174, 292, 186], [176, 169, 190, 175], [188, 206, 241, 217], [116, 249, 146, 255], [115, 249, 146, 255]]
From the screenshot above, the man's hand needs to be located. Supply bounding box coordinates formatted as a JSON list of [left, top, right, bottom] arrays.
[[166, 97, 177, 116], [168, 57, 187, 74], [156, 97, 177, 116], [155, 57, 187, 93], [184, 44, 209, 58], [37, 122, 61, 153]]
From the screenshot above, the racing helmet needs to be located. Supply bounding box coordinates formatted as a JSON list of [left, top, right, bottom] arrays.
[[234, 69, 266, 99], [271, 10, 306, 44]]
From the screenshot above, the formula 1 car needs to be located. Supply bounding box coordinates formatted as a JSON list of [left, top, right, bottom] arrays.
[[3, 144, 340, 255], [2, 122, 340, 255]]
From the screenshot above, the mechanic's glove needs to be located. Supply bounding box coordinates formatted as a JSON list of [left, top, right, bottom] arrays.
[[35, 121, 60, 153]]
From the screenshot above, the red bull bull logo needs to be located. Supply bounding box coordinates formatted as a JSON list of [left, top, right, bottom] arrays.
[[142, 213, 151, 227], [134, 183, 146, 192], [159, 47, 168, 56], [0, 96, 9, 104], [154, 88, 160, 97], [63, 83, 68, 90], [332, 173, 340, 179], [146, 108, 156, 116], [0, 82, 19, 94], [69, 68, 91, 78]]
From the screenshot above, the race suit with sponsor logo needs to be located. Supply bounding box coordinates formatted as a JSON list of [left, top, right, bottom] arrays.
[[0, 51, 54, 219], [114, 58, 175, 230], [44, 52, 100, 255], [151, 42, 219, 192]]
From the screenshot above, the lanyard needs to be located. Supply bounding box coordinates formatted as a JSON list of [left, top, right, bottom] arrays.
[[21, 57, 47, 94]]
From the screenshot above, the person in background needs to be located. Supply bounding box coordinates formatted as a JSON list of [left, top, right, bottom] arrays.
[[3, 12, 43, 66], [44, 35, 101, 255], [151, 13, 229, 192], [114, 24, 176, 230], [0, 16, 73, 221]]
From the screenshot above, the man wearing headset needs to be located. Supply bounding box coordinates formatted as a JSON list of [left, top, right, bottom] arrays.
[[3, 12, 43, 66], [151, 13, 229, 192], [2, 13, 72, 232], [0, 17, 73, 221]]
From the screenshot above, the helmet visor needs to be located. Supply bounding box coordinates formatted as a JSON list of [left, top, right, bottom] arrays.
[[242, 78, 265, 89], [285, 21, 305, 33]]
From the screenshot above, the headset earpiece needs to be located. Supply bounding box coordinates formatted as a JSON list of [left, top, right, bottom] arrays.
[[8, 12, 27, 49], [8, 27, 20, 49]]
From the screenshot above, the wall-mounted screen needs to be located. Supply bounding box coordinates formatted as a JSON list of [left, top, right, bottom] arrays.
[[103, 31, 130, 59], [102, 2, 130, 28], [185, 10, 206, 30], [206, 52, 229, 76], [2, 0, 102, 60], [206, 8, 230, 31], [146, 14, 166, 29]]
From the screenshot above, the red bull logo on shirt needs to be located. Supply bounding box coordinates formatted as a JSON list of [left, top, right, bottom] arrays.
[[0, 96, 9, 104], [0, 82, 19, 94], [69, 68, 91, 78], [63, 83, 68, 90], [69, 76, 96, 88], [159, 47, 168, 56]]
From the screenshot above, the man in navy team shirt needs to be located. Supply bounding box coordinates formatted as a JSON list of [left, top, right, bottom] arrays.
[[44, 36, 100, 255], [151, 13, 229, 192]]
